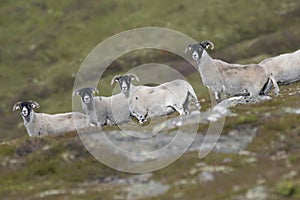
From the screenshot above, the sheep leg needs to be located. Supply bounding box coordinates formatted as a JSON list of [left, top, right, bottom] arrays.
[[89, 122, 97, 127], [260, 78, 272, 95], [168, 104, 185, 115], [269, 76, 280, 96], [182, 93, 191, 114], [248, 87, 261, 99], [214, 92, 222, 103], [97, 121, 104, 127], [186, 91, 201, 110], [166, 107, 175, 114]]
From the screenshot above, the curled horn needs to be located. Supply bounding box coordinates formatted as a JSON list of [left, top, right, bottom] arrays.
[[91, 88, 99, 94], [12, 101, 22, 111], [28, 100, 40, 109], [200, 40, 214, 50], [111, 75, 122, 85], [73, 88, 81, 96], [128, 73, 140, 82], [184, 45, 192, 54]]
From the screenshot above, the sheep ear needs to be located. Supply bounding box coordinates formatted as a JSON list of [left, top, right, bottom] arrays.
[[200, 40, 214, 50], [92, 88, 99, 94], [203, 44, 210, 49], [29, 100, 40, 109], [12, 102, 22, 111], [111, 75, 121, 85], [184, 45, 192, 53]]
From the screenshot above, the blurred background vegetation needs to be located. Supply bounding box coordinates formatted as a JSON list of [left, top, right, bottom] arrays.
[[1, 0, 300, 199]]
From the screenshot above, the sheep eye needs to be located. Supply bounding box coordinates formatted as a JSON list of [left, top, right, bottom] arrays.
[[135, 97, 138, 100]]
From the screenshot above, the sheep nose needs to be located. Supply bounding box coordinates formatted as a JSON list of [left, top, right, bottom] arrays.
[[138, 116, 145, 123], [84, 96, 90, 102], [22, 110, 28, 116], [192, 52, 199, 59]]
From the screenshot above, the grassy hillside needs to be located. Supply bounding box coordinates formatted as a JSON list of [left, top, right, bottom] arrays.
[[1, 0, 300, 139], [1, 0, 300, 199]]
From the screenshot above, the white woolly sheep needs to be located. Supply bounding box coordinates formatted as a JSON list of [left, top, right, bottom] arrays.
[[259, 49, 300, 84], [74, 87, 131, 126], [185, 40, 280, 102], [13, 100, 87, 137], [123, 77, 200, 124]]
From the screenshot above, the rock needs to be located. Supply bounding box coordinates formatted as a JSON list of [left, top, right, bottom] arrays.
[[217, 96, 271, 108], [238, 150, 255, 156], [198, 171, 215, 182], [282, 170, 298, 180], [189, 168, 198, 176], [199, 165, 233, 174], [38, 189, 66, 198], [128, 173, 153, 184], [270, 150, 288, 160], [242, 157, 258, 164], [174, 179, 188, 186], [126, 181, 169, 200], [284, 107, 300, 114], [246, 186, 268, 200]]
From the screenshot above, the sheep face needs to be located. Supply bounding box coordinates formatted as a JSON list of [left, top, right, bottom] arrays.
[[111, 74, 140, 95], [117, 75, 133, 94], [188, 44, 204, 61], [185, 40, 215, 61], [74, 88, 99, 109], [13, 101, 39, 122]]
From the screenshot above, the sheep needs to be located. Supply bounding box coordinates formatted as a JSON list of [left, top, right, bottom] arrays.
[[111, 74, 201, 110], [13, 100, 87, 137], [111, 74, 174, 121], [121, 76, 200, 124], [74, 87, 131, 126], [259, 49, 300, 85], [185, 40, 280, 102]]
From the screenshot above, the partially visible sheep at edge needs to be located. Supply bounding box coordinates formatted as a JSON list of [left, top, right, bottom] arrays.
[[73, 87, 131, 126], [13, 100, 87, 137], [259, 49, 300, 85], [113, 74, 200, 124], [185, 40, 280, 102]]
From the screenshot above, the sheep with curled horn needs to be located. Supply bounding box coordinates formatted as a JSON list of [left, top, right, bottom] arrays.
[[112, 74, 200, 124], [185, 40, 280, 102], [74, 87, 131, 126], [13, 100, 87, 137], [259, 49, 300, 85]]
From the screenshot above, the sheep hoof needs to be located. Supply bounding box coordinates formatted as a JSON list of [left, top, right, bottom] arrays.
[[184, 110, 190, 115], [89, 123, 96, 127]]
